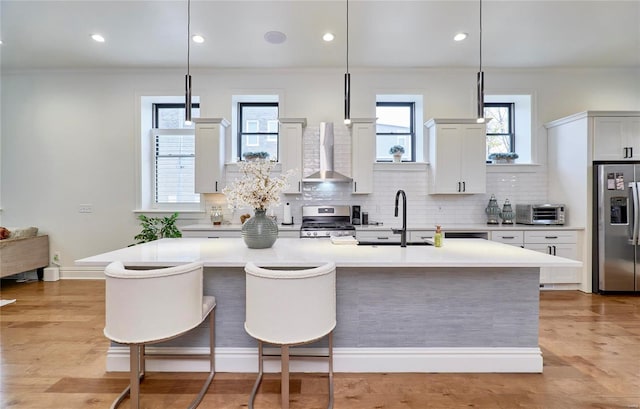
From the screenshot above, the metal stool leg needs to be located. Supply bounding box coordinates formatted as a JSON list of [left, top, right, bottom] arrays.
[[328, 331, 334, 409], [281, 345, 290, 409], [248, 341, 264, 409]]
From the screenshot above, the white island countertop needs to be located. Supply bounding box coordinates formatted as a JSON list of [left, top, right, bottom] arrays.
[[76, 237, 581, 269]]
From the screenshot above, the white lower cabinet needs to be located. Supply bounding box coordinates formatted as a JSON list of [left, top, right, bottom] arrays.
[[490, 230, 580, 285], [408, 230, 436, 243]]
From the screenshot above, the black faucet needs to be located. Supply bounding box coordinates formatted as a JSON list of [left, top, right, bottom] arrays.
[[393, 189, 407, 247]]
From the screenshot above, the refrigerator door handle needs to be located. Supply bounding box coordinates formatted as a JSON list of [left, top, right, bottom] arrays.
[[631, 182, 639, 245]]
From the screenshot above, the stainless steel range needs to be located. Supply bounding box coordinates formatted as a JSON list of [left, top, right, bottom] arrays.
[[300, 205, 356, 238]]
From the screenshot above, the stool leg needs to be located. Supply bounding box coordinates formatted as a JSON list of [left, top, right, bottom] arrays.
[[129, 344, 140, 409], [248, 341, 264, 409], [281, 345, 290, 409], [328, 332, 334, 409]]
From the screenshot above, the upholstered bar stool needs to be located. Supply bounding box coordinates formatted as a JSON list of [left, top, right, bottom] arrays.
[[104, 261, 216, 409], [244, 262, 336, 409]]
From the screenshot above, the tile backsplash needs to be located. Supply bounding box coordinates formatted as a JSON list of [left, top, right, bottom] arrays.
[[215, 122, 547, 227]]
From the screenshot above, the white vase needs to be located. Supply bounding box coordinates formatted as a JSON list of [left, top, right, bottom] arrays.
[[393, 154, 402, 163]]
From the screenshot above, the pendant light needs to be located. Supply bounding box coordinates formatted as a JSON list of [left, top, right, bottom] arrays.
[[344, 0, 351, 125], [184, 0, 193, 125], [476, 0, 485, 123]]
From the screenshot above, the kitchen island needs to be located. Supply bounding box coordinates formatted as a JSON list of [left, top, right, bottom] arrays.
[[76, 238, 581, 374]]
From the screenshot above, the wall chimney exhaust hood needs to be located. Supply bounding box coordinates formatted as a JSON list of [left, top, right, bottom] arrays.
[[303, 122, 352, 183]]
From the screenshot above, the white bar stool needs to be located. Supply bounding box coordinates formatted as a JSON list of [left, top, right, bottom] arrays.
[[244, 262, 336, 409], [104, 261, 216, 409]]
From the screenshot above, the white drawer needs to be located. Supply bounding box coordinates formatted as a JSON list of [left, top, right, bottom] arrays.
[[356, 230, 397, 242], [409, 231, 436, 242], [490, 231, 524, 246], [524, 230, 577, 244]]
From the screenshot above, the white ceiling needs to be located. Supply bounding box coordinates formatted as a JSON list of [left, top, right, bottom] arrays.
[[1, 0, 639, 71]]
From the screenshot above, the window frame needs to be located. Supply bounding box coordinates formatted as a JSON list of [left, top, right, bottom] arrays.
[[237, 102, 279, 161], [484, 102, 516, 156], [375, 101, 416, 162], [151, 102, 201, 207]]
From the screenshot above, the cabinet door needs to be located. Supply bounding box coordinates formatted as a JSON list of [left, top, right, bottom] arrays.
[[195, 122, 226, 193], [409, 230, 436, 243], [627, 117, 640, 159], [593, 117, 629, 161], [431, 125, 463, 193], [356, 230, 397, 242], [459, 124, 487, 194], [351, 121, 375, 194], [279, 120, 304, 194]]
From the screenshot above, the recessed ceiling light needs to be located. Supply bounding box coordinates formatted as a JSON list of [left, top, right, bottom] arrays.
[[91, 34, 105, 43], [322, 32, 335, 42], [192, 35, 205, 44], [264, 31, 287, 44], [454, 32, 468, 42]]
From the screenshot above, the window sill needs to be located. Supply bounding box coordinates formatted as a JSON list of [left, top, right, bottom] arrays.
[[486, 163, 542, 173], [374, 162, 429, 171], [133, 209, 205, 220]]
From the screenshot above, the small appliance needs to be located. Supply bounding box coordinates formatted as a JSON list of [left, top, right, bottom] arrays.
[[351, 205, 361, 225], [515, 204, 565, 225]]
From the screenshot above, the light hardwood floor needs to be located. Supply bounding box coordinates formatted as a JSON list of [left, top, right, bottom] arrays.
[[1, 279, 639, 409]]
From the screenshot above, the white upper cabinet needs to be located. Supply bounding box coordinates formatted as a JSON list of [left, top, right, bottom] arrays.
[[279, 118, 306, 194], [425, 119, 487, 194], [593, 116, 640, 161], [350, 118, 376, 194], [194, 118, 229, 193]]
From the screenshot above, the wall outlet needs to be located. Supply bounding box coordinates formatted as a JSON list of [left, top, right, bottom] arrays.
[[78, 204, 93, 213], [53, 252, 61, 264]]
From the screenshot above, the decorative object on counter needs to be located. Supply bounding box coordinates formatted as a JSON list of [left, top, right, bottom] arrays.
[[434, 225, 443, 247], [488, 152, 518, 164], [500, 199, 515, 225], [222, 158, 293, 248], [210, 206, 223, 225], [282, 202, 293, 225], [485, 194, 501, 225], [389, 145, 405, 162], [240, 214, 251, 224], [131, 212, 182, 246], [242, 151, 270, 161]]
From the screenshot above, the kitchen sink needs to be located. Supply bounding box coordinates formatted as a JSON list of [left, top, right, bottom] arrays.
[[357, 241, 432, 246]]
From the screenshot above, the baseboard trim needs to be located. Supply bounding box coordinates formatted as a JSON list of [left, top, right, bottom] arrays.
[[106, 346, 543, 373], [60, 267, 104, 280]]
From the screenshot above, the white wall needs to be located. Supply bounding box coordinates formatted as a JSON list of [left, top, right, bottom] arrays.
[[1, 67, 639, 269]]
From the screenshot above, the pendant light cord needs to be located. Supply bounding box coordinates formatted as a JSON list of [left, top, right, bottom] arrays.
[[479, 0, 482, 73], [187, 0, 191, 76], [346, 0, 349, 74]]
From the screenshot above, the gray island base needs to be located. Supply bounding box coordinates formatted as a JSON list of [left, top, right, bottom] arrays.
[[76, 238, 581, 373]]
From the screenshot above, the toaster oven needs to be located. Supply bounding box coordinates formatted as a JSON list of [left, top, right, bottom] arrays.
[[515, 204, 565, 225]]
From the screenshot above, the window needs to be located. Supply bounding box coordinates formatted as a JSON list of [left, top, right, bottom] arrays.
[[152, 103, 200, 205], [376, 102, 415, 162], [237, 103, 279, 160], [484, 102, 515, 158]]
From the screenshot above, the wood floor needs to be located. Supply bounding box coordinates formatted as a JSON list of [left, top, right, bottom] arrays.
[[1, 279, 639, 409]]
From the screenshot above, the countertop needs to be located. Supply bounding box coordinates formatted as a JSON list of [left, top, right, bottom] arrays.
[[181, 223, 584, 232], [76, 237, 582, 269]]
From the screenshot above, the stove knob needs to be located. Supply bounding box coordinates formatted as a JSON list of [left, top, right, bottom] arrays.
[[313, 231, 318, 236]]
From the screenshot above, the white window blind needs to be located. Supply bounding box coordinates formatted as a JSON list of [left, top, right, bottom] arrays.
[[152, 129, 199, 204]]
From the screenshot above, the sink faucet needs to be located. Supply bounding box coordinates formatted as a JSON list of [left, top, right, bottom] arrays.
[[393, 189, 407, 247]]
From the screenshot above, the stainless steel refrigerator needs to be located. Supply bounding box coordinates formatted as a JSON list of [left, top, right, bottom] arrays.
[[594, 163, 640, 292]]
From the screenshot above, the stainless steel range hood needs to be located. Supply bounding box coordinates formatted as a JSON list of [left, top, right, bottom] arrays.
[[303, 122, 352, 183]]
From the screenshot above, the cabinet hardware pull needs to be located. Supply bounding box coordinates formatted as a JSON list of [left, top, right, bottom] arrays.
[[624, 147, 627, 158], [354, 182, 357, 192], [545, 236, 558, 239], [208, 236, 220, 239], [502, 236, 515, 239], [457, 182, 461, 192], [547, 245, 552, 254], [298, 181, 301, 192], [631, 147, 634, 158], [215, 181, 218, 192], [462, 181, 466, 192], [377, 237, 390, 240], [420, 236, 433, 239], [552, 245, 557, 256]]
